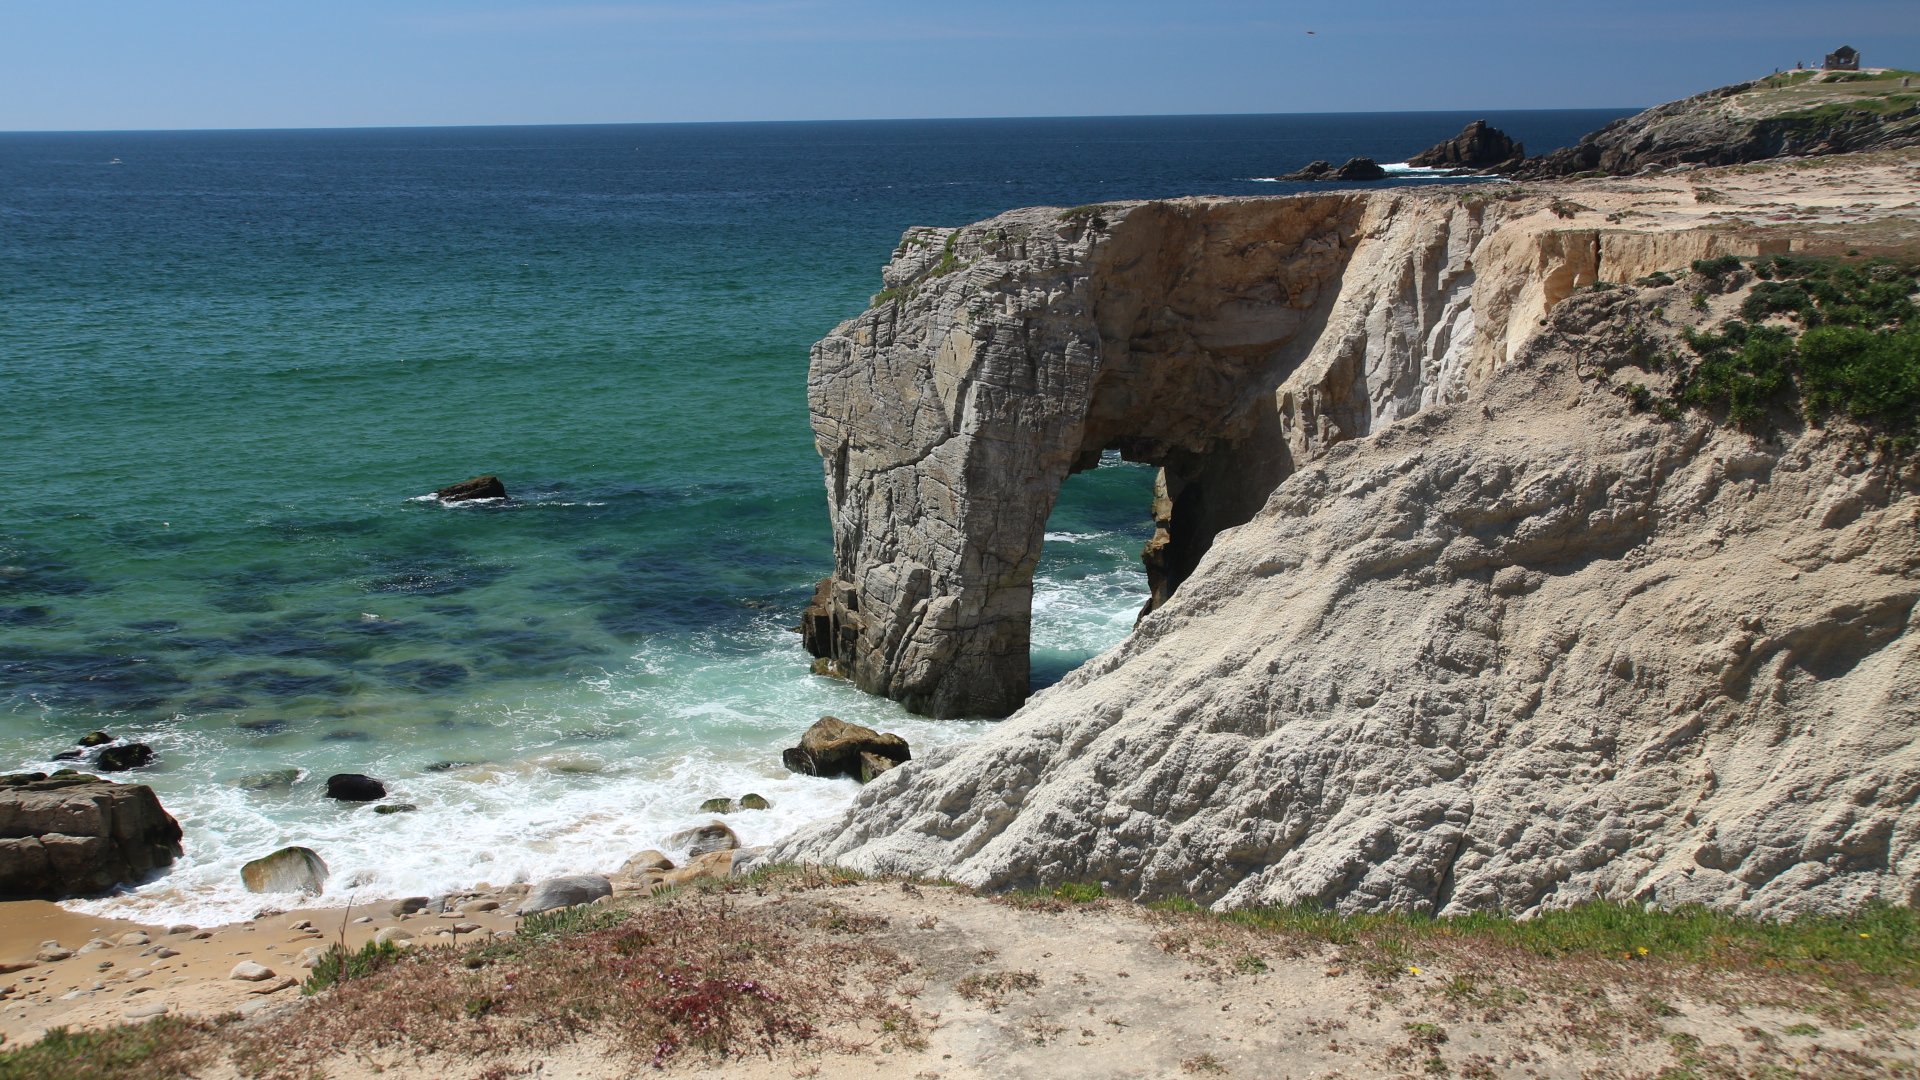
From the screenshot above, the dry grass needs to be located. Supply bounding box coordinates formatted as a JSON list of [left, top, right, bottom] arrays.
[[235, 882, 928, 1077], [0, 1017, 217, 1080]]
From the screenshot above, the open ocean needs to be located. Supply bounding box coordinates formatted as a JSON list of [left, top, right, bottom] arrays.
[[0, 109, 1628, 923]]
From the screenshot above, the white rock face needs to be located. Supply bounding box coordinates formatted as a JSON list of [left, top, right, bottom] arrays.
[[781, 183, 1920, 917]]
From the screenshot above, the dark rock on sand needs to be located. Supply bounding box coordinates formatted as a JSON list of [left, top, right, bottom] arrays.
[[0, 772, 184, 900], [434, 475, 507, 503], [324, 773, 386, 802], [95, 743, 155, 772], [782, 717, 910, 782]]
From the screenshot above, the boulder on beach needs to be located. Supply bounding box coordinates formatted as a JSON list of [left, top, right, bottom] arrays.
[[518, 873, 613, 915], [616, 849, 674, 877], [665, 822, 740, 858], [781, 717, 910, 782], [0, 772, 184, 900], [324, 773, 386, 802], [95, 743, 155, 772], [240, 846, 329, 895], [434, 475, 507, 503]]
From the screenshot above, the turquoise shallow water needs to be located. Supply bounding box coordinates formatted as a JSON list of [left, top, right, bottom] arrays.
[[0, 112, 1627, 922]]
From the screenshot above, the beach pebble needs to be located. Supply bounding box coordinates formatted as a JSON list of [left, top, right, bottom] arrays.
[[118, 932, 150, 947], [36, 945, 72, 962], [154, 948, 179, 959], [96, 961, 114, 971], [251, 976, 299, 995], [373, 927, 414, 946], [297, 946, 329, 969], [59, 990, 87, 1001], [78, 939, 116, 954], [354, 916, 373, 924], [452, 922, 482, 934], [192, 931, 213, 940], [288, 920, 313, 931], [123, 1000, 170, 1020], [166, 925, 196, 936], [390, 896, 430, 917], [229, 961, 276, 982], [462, 899, 500, 913]]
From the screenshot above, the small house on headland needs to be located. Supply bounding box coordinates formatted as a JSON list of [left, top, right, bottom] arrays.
[[1824, 45, 1860, 71]]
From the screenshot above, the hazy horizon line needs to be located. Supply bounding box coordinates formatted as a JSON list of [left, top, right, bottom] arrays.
[[0, 103, 1641, 138]]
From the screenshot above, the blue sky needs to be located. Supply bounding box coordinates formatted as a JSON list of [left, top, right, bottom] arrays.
[[2, 1, 1915, 130]]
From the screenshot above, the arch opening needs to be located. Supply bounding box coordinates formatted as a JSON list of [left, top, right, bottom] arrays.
[[1028, 451, 1156, 694]]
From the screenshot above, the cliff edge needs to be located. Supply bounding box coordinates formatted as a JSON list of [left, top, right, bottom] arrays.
[[784, 152, 1920, 916]]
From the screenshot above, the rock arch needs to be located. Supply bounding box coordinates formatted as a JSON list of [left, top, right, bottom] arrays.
[[801, 192, 1524, 717]]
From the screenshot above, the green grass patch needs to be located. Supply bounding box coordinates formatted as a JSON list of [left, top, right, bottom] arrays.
[[1211, 898, 1920, 981], [1668, 255, 1919, 443], [0, 1018, 212, 1080], [303, 937, 405, 994]]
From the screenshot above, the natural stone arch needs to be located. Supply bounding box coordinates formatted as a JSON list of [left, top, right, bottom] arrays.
[[802, 192, 1502, 717]]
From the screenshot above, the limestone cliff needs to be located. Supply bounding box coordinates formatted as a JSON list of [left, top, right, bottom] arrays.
[[784, 155, 1920, 916]]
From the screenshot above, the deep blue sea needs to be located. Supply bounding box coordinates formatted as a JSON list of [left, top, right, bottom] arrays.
[[0, 109, 1629, 922]]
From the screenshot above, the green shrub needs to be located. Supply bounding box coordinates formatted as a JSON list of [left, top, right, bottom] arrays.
[[303, 938, 403, 995], [1691, 255, 1743, 277]]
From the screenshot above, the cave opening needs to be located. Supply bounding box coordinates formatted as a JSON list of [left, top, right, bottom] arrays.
[[1027, 450, 1157, 694]]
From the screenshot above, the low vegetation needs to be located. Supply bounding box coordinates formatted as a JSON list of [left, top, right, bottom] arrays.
[[1672, 254, 1919, 444], [0, 1018, 213, 1080]]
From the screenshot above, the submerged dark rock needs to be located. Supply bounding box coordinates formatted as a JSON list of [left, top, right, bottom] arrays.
[[434, 475, 507, 503], [95, 743, 155, 772], [77, 731, 113, 748], [324, 773, 387, 802]]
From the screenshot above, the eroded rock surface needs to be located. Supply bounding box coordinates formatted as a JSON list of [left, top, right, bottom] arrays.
[[0, 772, 184, 900], [786, 157, 1920, 916], [805, 186, 1768, 717]]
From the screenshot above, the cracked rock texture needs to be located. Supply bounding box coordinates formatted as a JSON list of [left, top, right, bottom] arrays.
[[785, 174, 1920, 916]]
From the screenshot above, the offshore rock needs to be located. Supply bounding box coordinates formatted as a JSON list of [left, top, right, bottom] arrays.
[[1406, 120, 1524, 170], [0, 773, 184, 900], [324, 773, 386, 802], [94, 743, 155, 772], [434, 475, 507, 503], [1280, 156, 1386, 182]]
